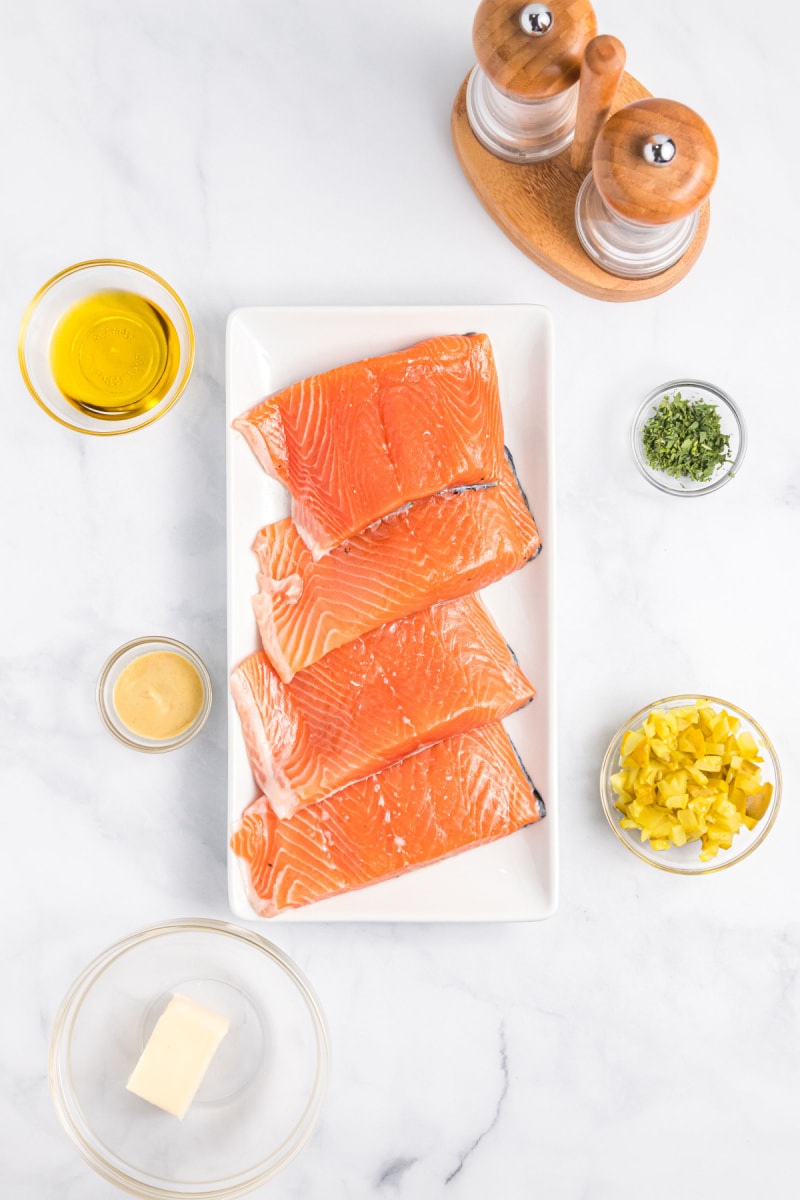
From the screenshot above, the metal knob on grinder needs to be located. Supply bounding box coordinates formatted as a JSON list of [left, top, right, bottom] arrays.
[[466, 0, 597, 162], [575, 97, 719, 278]]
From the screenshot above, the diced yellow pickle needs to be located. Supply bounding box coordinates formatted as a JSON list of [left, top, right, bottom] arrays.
[[720, 738, 737, 765], [746, 784, 772, 821], [622, 733, 649, 768], [612, 701, 771, 859], [710, 714, 731, 741], [658, 768, 688, 794], [621, 729, 640, 755], [664, 793, 689, 810], [695, 755, 722, 772], [678, 809, 700, 834], [737, 731, 758, 758], [651, 715, 668, 739], [737, 788, 752, 810], [678, 726, 705, 756], [735, 773, 762, 796], [736, 759, 759, 779], [649, 737, 673, 762]]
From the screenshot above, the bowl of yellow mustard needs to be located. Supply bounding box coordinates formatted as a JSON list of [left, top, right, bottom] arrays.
[[97, 636, 212, 752], [600, 695, 781, 874]]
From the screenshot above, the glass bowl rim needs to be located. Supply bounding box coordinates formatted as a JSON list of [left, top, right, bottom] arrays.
[[96, 636, 212, 753], [631, 378, 747, 497], [49, 917, 330, 1199], [18, 258, 195, 437], [599, 692, 781, 875]]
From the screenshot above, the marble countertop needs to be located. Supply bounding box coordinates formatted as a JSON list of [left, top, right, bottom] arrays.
[[2, 1, 798, 1196]]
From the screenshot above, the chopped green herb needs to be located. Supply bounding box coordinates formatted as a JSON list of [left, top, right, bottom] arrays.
[[641, 391, 732, 482]]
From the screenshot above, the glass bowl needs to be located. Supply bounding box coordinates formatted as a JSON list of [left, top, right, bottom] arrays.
[[631, 379, 747, 496], [19, 259, 194, 435], [97, 636, 212, 752], [600, 694, 781, 875], [49, 919, 329, 1198]]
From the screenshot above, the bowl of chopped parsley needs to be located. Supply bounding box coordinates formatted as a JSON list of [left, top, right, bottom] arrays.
[[632, 379, 747, 496]]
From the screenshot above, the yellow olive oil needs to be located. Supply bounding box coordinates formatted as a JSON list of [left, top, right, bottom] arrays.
[[50, 289, 180, 419]]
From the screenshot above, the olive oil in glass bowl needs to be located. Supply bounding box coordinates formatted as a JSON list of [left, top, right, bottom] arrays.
[[19, 260, 194, 435]]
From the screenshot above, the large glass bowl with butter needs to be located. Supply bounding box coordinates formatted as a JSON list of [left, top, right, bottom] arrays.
[[19, 259, 194, 435], [632, 379, 747, 496], [600, 695, 781, 875], [49, 919, 329, 1198]]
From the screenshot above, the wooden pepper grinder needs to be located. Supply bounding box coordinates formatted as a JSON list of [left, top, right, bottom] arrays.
[[575, 98, 719, 278], [467, 0, 597, 161]]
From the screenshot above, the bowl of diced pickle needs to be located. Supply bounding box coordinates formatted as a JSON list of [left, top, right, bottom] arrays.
[[600, 695, 781, 873]]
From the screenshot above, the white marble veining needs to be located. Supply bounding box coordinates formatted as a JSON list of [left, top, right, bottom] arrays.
[[1, 0, 799, 1196]]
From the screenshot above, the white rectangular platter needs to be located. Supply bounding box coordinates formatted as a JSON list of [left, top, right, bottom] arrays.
[[226, 305, 557, 921]]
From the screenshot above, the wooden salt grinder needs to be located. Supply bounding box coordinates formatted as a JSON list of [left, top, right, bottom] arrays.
[[467, 0, 598, 161]]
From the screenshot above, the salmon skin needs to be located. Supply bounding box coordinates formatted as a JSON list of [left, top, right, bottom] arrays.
[[232, 333, 505, 558], [230, 593, 534, 818], [230, 724, 545, 917], [252, 457, 541, 682]]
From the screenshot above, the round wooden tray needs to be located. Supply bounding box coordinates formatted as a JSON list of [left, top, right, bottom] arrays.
[[451, 70, 710, 302]]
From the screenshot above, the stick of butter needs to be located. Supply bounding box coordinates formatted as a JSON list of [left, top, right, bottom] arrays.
[[126, 994, 230, 1120]]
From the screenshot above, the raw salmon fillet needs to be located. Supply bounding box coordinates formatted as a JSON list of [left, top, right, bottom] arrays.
[[252, 459, 541, 682], [230, 593, 534, 818], [230, 724, 545, 916], [232, 333, 505, 557]]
